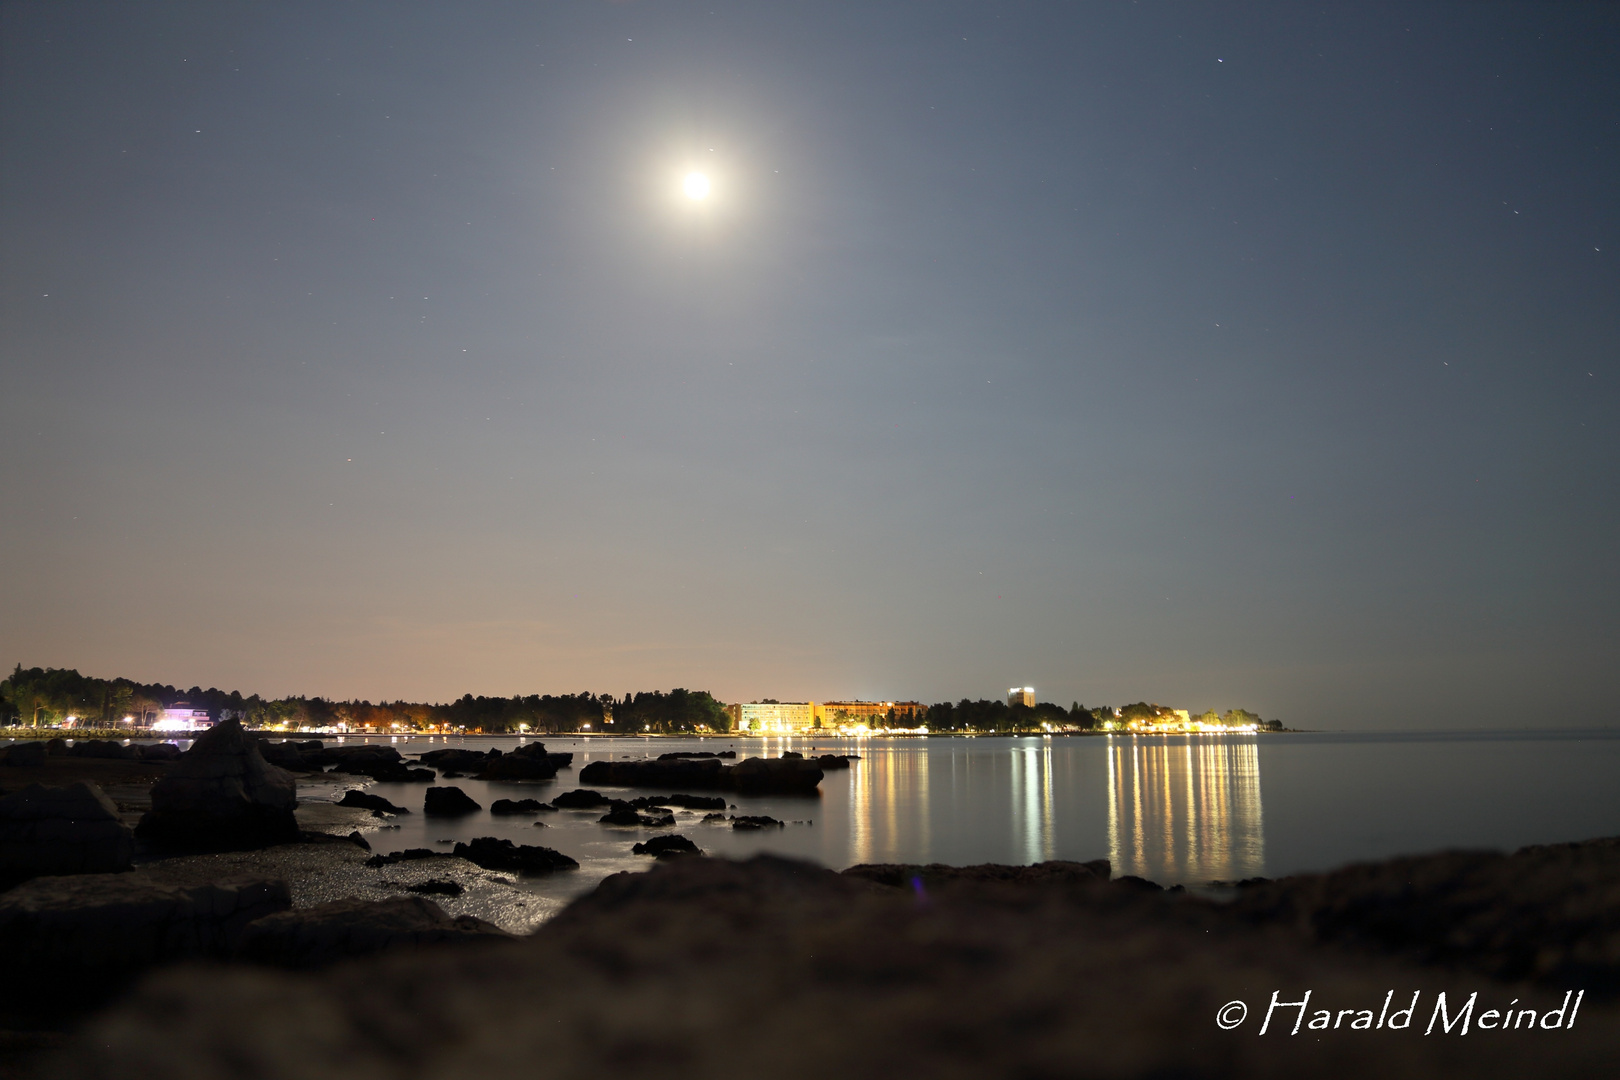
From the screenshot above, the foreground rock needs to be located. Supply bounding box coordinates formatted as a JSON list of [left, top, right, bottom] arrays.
[[472, 742, 559, 781], [489, 798, 552, 815], [235, 896, 511, 968], [0, 781, 135, 888], [135, 719, 299, 851], [0, 867, 288, 1013], [45, 852, 1620, 1079], [579, 754, 824, 795], [422, 786, 481, 816], [1226, 836, 1620, 997], [450, 837, 579, 874]]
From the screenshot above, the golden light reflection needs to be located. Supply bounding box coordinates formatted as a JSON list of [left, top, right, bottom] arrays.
[[847, 746, 930, 866], [1107, 736, 1264, 884]]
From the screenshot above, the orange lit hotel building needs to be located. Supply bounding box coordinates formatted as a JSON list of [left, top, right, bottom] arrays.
[[724, 700, 926, 733]]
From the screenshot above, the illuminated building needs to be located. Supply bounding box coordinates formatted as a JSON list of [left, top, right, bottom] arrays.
[[817, 700, 925, 726], [1008, 686, 1036, 708], [726, 701, 817, 733]]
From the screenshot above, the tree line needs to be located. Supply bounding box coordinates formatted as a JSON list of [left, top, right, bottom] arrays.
[[0, 666, 727, 735]]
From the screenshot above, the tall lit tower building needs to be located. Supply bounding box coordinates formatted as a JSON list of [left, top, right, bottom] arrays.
[[1008, 686, 1035, 708]]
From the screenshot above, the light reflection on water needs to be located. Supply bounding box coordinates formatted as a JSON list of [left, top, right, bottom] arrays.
[[259, 729, 1620, 918], [1107, 737, 1265, 884]]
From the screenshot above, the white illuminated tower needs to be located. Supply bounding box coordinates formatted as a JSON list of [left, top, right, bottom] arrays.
[[1008, 686, 1035, 708]]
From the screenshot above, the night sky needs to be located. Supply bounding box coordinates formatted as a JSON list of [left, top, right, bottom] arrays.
[[3, 2, 1616, 727]]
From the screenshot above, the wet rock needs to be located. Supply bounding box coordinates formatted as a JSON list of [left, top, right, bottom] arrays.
[[490, 798, 551, 815], [657, 750, 736, 759], [551, 789, 613, 809], [135, 719, 299, 852], [337, 789, 409, 814], [631, 834, 702, 858], [256, 740, 320, 771], [0, 867, 288, 1012], [235, 895, 511, 968], [730, 815, 785, 830], [451, 837, 578, 874], [700, 812, 728, 823], [0, 782, 135, 888], [365, 848, 438, 868], [629, 793, 729, 811], [423, 787, 481, 816], [600, 804, 675, 827], [1, 741, 46, 768], [403, 879, 464, 897], [815, 754, 853, 770], [346, 831, 371, 851]]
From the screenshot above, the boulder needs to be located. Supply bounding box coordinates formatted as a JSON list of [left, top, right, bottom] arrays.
[[2, 741, 46, 768], [657, 750, 735, 759], [631, 834, 702, 858], [578, 754, 823, 795], [235, 895, 511, 968], [416, 748, 494, 772], [0, 867, 288, 1010], [599, 805, 675, 827], [630, 793, 728, 811], [550, 789, 613, 809], [474, 742, 557, 781], [44, 738, 69, 756], [337, 790, 409, 814], [815, 754, 853, 770], [423, 786, 481, 816], [731, 815, 785, 830], [490, 798, 551, 815], [404, 879, 464, 896], [451, 837, 579, 874], [135, 719, 299, 852], [0, 782, 135, 888], [134, 742, 183, 762]]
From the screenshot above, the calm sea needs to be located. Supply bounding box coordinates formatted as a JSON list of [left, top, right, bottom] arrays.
[[297, 729, 1620, 921]]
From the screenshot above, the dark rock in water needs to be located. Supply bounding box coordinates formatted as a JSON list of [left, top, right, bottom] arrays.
[[135, 719, 299, 852], [0, 782, 135, 888], [730, 815, 785, 830], [547, 752, 574, 770], [346, 831, 371, 851], [579, 755, 823, 795], [423, 787, 481, 816], [474, 742, 557, 781], [628, 793, 729, 811], [451, 837, 578, 874], [490, 798, 550, 815], [44, 738, 69, 757], [551, 789, 613, 809], [365, 848, 437, 868], [701, 812, 727, 823], [67, 739, 137, 760], [404, 879, 464, 897], [337, 790, 409, 814], [631, 834, 702, 858], [0, 867, 289, 1012], [781, 750, 803, 759], [2, 741, 47, 768], [815, 754, 852, 770], [135, 742, 183, 762], [235, 895, 511, 968], [657, 750, 736, 760], [416, 748, 494, 772], [255, 740, 316, 771], [1113, 875, 1164, 892], [598, 805, 674, 827], [440, 770, 465, 778]]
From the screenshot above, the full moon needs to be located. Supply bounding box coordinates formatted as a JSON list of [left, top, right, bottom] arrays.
[[682, 171, 712, 200]]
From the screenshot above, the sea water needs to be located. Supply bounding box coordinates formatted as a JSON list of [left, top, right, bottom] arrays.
[[300, 729, 1620, 918]]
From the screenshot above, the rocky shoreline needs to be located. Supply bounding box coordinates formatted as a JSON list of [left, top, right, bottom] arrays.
[[3, 727, 1617, 1078]]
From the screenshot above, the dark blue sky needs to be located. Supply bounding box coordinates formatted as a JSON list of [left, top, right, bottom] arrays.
[[3, 1, 1616, 726]]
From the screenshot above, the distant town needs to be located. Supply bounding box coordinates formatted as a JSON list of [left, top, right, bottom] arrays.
[[0, 666, 1281, 737]]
